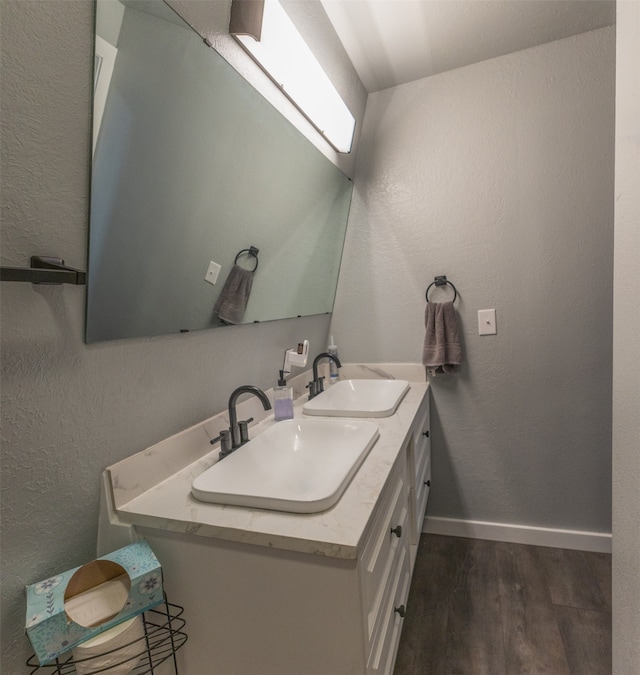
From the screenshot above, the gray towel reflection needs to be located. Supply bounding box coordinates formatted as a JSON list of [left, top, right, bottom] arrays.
[[214, 265, 254, 324]]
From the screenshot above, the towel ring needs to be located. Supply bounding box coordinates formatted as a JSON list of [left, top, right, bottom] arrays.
[[234, 246, 259, 273], [426, 275, 458, 303]]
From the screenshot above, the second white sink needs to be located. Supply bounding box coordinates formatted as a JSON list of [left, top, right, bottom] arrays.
[[191, 419, 379, 513], [303, 379, 410, 417]]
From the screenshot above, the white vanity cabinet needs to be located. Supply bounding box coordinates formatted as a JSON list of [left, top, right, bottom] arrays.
[[139, 444, 415, 675], [105, 379, 431, 675]]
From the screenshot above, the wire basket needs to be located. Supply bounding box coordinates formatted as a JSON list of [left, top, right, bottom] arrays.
[[26, 598, 187, 674]]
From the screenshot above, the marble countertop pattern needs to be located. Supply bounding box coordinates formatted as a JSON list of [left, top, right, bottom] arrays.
[[107, 364, 428, 560]]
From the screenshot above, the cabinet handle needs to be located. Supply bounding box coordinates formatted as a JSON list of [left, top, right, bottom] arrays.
[[424, 480, 431, 487], [390, 525, 402, 538], [422, 430, 429, 437], [394, 604, 406, 618]]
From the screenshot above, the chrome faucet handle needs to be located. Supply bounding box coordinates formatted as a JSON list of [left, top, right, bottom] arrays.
[[210, 429, 228, 445], [217, 430, 233, 459], [238, 417, 254, 445], [239, 421, 249, 445]]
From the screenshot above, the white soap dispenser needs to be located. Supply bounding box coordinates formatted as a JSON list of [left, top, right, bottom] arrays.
[[273, 340, 309, 422], [273, 371, 294, 422]]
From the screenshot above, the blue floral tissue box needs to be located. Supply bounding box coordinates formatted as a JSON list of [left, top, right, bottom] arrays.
[[25, 539, 163, 665]]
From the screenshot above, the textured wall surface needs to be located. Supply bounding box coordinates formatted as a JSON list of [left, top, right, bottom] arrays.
[[613, 2, 640, 671], [0, 1, 365, 671], [332, 28, 615, 533]]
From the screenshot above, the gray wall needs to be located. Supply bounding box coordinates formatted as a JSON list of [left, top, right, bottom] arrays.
[[613, 1, 640, 670], [4, 0, 636, 671], [0, 1, 366, 671], [332, 28, 615, 533]]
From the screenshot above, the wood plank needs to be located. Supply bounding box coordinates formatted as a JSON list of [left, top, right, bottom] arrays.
[[495, 542, 571, 675], [394, 534, 469, 674], [554, 605, 612, 675], [444, 538, 506, 675], [537, 548, 609, 612], [395, 537, 612, 675], [585, 551, 612, 611]]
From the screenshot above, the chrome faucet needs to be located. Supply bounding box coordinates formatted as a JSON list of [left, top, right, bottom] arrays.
[[212, 385, 272, 459], [307, 352, 342, 400]]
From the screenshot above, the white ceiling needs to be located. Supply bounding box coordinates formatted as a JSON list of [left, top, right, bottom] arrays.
[[321, 0, 616, 92]]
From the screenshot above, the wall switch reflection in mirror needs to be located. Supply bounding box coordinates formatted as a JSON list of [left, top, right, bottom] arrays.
[[478, 309, 497, 335], [205, 260, 222, 285]]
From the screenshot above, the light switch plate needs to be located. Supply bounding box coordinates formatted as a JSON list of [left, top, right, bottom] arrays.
[[478, 309, 497, 335], [204, 260, 222, 285]]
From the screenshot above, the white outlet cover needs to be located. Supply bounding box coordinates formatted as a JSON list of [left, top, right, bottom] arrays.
[[204, 260, 222, 285], [478, 309, 497, 335]]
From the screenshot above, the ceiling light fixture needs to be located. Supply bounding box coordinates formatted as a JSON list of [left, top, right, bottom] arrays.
[[230, 0, 355, 153]]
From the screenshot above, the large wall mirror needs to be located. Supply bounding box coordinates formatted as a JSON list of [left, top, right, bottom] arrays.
[[87, 0, 353, 343]]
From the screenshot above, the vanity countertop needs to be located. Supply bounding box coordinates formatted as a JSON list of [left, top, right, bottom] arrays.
[[106, 364, 428, 560]]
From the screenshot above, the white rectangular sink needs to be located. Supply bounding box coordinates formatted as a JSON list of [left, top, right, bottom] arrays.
[[303, 379, 410, 418], [191, 419, 379, 513]]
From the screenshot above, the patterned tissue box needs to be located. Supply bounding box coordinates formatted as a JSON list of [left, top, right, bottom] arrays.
[[25, 539, 163, 665]]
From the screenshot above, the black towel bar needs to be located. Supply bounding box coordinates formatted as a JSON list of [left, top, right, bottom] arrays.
[[425, 275, 457, 303], [234, 246, 259, 272], [0, 256, 86, 285]]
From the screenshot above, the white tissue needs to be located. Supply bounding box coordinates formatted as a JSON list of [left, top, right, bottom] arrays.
[[64, 575, 130, 627], [72, 615, 144, 675]]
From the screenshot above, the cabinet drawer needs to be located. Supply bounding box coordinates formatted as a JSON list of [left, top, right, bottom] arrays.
[[409, 400, 430, 488], [367, 542, 411, 675], [414, 433, 430, 489], [411, 452, 431, 544], [362, 461, 409, 643]]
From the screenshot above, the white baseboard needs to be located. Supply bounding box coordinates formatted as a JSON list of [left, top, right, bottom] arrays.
[[422, 516, 612, 553]]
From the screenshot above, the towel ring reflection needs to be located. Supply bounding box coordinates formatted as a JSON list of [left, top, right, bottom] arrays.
[[234, 246, 259, 273], [426, 275, 458, 303]]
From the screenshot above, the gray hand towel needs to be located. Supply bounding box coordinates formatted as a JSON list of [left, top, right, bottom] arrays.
[[422, 301, 463, 374], [213, 264, 254, 325]]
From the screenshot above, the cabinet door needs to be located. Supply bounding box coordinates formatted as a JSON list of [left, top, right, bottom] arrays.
[[412, 452, 432, 543], [361, 455, 409, 648], [409, 393, 431, 544], [367, 540, 411, 675], [409, 394, 430, 488]]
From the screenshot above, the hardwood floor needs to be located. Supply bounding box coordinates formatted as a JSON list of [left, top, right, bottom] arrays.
[[394, 535, 611, 675]]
